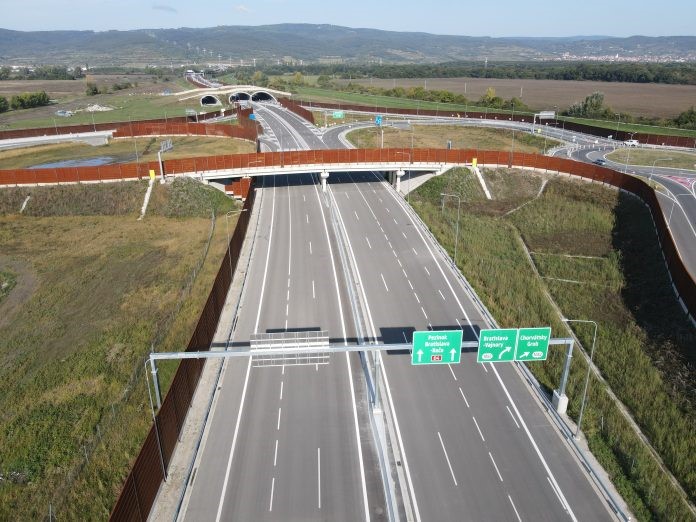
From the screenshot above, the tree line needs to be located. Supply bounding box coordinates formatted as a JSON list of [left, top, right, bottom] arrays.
[[260, 61, 696, 86], [0, 91, 51, 112], [0, 65, 85, 81]]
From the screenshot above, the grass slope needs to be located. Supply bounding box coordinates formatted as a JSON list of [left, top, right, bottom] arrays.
[[0, 179, 239, 519], [0, 135, 255, 170]]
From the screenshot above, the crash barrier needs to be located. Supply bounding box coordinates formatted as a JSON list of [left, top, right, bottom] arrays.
[[290, 98, 696, 148], [278, 97, 316, 124], [109, 182, 256, 521]]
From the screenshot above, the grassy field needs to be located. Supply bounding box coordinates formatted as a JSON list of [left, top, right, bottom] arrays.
[[347, 124, 558, 153], [296, 86, 483, 114], [0, 135, 256, 170], [298, 85, 696, 139], [605, 148, 696, 170], [562, 116, 696, 139], [0, 179, 239, 519], [339, 77, 696, 119], [410, 168, 696, 520], [0, 75, 221, 131]]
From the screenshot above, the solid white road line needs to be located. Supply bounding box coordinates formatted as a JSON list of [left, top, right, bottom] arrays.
[[287, 177, 292, 276], [274, 439, 279, 467], [506, 405, 520, 429], [493, 366, 577, 520], [508, 494, 523, 522], [387, 184, 579, 520], [547, 476, 566, 511], [215, 178, 277, 522], [437, 432, 458, 486], [459, 387, 470, 408], [472, 416, 485, 442], [269, 477, 275, 511], [381, 273, 389, 292], [315, 183, 370, 521], [253, 176, 276, 334], [318, 447, 322, 509], [489, 452, 503, 482], [215, 358, 252, 522]]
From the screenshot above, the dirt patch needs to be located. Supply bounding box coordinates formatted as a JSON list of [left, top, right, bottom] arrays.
[[0, 256, 38, 330]]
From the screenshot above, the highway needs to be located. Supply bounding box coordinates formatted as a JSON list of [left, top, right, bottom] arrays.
[[181, 133, 385, 518], [179, 102, 617, 521]]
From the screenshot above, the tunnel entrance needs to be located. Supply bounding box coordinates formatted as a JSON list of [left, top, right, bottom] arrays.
[[251, 91, 276, 102], [200, 95, 222, 106]]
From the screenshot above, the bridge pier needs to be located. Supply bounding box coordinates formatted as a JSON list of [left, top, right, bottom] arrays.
[[320, 170, 329, 192], [395, 170, 405, 192]]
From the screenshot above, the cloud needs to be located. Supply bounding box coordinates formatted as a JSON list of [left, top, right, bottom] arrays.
[[152, 3, 178, 13], [234, 4, 252, 13]]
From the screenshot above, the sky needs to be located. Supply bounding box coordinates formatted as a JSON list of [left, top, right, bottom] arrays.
[[1, 0, 695, 37]]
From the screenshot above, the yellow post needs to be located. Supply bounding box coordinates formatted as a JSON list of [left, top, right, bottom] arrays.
[[472, 157, 477, 168], [149, 169, 156, 181]]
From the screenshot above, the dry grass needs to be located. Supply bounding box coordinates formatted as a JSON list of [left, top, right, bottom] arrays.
[[0, 180, 238, 519], [347, 124, 556, 153], [339, 78, 696, 119], [0, 135, 255, 169], [606, 148, 696, 171]]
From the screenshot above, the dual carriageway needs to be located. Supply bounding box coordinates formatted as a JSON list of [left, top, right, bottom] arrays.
[[169, 103, 639, 521]]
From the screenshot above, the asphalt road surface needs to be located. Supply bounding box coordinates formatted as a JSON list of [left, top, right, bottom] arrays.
[[180, 102, 618, 521]]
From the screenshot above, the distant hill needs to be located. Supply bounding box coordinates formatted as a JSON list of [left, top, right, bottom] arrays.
[[0, 24, 694, 67]]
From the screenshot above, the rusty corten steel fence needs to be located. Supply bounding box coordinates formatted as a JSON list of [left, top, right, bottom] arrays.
[[112, 121, 258, 141], [4, 147, 693, 517], [0, 111, 230, 141], [109, 183, 256, 521], [279, 97, 316, 124], [288, 98, 696, 148]]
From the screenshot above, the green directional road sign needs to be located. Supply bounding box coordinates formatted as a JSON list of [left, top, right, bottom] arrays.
[[332, 110, 345, 119], [515, 327, 551, 361], [412, 330, 462, 365], [477, 329, 518, 363]]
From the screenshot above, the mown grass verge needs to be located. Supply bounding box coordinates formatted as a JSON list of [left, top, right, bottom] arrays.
[[605, 148, 696, 171], [0, 179, 239, 519], [0, 135, 255, 170], [347, 124, 556, 153], [410, 168, 696, 520]]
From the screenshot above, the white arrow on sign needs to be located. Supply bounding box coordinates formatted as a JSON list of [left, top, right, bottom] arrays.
[[417, 349, 424, 363], [520, 351, 530, 359], [450, 349, 457, 362], [498, 347, 511, 360]]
